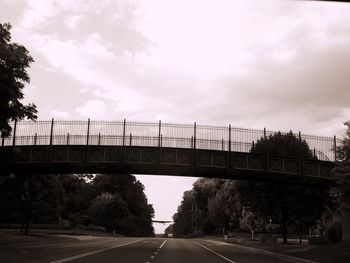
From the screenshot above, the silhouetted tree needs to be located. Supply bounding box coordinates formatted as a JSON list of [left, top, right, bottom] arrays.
[[0, 174, 65, 234], [172, 190, 195, 236], [207, 180, 241, 233], [0, 23, 37, 137], [332, 121, 350, 212], [172, 179, 242, 236], [236, 131, 330, 244], [91, 174, 154, 236]]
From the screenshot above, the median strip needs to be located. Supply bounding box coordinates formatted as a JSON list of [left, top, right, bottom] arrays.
[[193, 242, 236, 263], [49, 239, 142, 263]]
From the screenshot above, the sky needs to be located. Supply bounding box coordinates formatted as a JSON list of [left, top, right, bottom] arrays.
[[1, 0, 350, 233]]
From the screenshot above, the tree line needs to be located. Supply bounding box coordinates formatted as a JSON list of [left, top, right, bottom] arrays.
[[169, 128, 350, 243], [0, 173, 155, 237]]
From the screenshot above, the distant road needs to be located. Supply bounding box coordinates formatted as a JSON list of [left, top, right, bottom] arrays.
[[0, 233, 316, 263]]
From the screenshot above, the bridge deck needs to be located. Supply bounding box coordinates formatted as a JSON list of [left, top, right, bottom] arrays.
[[0, 120, 337, 187], [0, 144, 334, 187]]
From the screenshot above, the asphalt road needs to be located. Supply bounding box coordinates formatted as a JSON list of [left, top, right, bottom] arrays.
[[0, 234, 317, 263]]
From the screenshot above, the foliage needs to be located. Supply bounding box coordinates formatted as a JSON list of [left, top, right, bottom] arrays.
[[90, 174, 155, 236], [172, 190, 195, 236], [172, 179, 242, 236], [0, 23, 37, 137], [332, 121, 350, 212], [239, 207, 265, 240], [207, 180, 241, 231], [250, 131, 314, 159], [236, 131, 330, 243], [0, 174, 65, 234], [0, 173, 154, 236]]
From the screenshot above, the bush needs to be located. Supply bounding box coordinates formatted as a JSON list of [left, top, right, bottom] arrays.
[[309, 236, 329, 244], [326, 222, 342, 243]]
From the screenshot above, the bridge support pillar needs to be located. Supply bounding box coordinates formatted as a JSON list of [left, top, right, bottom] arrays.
[[342, 210, 350, 241]]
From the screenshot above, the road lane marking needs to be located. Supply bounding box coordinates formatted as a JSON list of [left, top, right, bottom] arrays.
[[159, 240, 167, 249], [61, 238, 116, 248], [204, 239, 318, 263], [193, 242, 236, 263], [49, 239, 142, 263]]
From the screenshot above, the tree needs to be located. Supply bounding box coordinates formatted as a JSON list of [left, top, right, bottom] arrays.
[[91, 174, 155, 236], [236, 131, 330, 244], [59, 174, 94, 227], [0, 174, 65, 234], [0, 22, 37, 137], [207, 180, 241, 233], [240, 207, 265, 240], [172, 190, 195, 237], [192, 178, 223, 234], [89, 192, 129, 233], [332, 121, 350, 212]]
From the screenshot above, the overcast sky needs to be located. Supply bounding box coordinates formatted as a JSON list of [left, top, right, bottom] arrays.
[[1, 0, 350, 233]]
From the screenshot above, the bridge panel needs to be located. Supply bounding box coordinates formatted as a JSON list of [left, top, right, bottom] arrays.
[[0, 143, 335, 188]]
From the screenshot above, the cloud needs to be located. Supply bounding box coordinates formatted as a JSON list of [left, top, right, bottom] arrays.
[[18, 0, 150, 55], [4, 0, 350, 137], [76, 99, 111, 119]]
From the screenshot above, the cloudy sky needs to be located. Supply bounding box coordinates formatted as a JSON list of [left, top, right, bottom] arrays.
[[1, 0, 350, 233]]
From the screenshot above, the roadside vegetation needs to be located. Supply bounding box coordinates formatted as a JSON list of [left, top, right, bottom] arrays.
[[169, 127, 350, 246], [0, 173, 155, 237]]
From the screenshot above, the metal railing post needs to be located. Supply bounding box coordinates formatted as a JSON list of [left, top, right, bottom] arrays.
[[49, 118, 54, 146], [229, 125, 231, 152], [86, 118, 90, 146], [298, 131, 303, 176], [66, 133, 69, 161], [228, 124, 231, 172], [129, 133, 132, 146], [158, 121, 162, 147], [193, 122, 197, 149], [34, 133, 37, 146], [121, 119, 126, 164], [263, 127, 267, 175], [122, 119, 126, 147], [98, 133, 101, 146], [334, 135, 337, 161], [12, 120, 17, 146], [47, 118, 54, 162], [85, 118, 90, 162], [157, 121, 162, 172], [193, 122, 197, 175]]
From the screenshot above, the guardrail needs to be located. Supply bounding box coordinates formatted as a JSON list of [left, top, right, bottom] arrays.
[[1, 119, 339, 161]]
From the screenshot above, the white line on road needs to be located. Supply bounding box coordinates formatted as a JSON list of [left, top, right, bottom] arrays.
[[49, 239, 143, 263], [204, 239, 318, 263], [193, 242, 236, 263], [61, 238, 116, 248], [159, 240, 167, 249]]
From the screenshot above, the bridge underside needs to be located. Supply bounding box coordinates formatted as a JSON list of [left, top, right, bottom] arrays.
[[0, 145, 334, 188]]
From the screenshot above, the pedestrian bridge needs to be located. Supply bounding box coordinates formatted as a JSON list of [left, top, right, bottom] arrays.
[[0, 120, 338, 187]]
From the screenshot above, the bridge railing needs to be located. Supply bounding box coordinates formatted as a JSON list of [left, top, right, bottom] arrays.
[[1, 120, 339, 161]]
